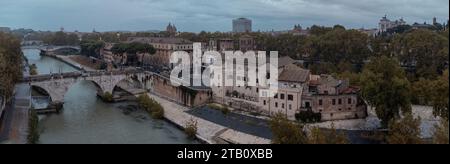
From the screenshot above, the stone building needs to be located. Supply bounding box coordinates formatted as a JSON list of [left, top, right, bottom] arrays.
[[378, 15, 406, 33], [126, 37, 193, 68], [166, 23, 177, 37], [211, 57, 367, 121], [238, 35, 255, 52], [151, 73, 212, 107]]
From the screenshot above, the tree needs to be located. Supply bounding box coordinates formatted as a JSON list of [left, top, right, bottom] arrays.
[[270, 113, 308, 144], [311, 29, 370, 65], [80, 40, 104, 58], [430, 69, 449, 119], [433, 119, 449, 144], [361, 56, 412, 128], [43, 31, 80, 46], [410, 78, 433, 105], [390, 29, 449, 79], [387, 113, 423, 144], [308, 125, 349, 144], [0, 32, 23, 101]]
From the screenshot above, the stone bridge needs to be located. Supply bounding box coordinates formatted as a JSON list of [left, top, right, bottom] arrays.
[[22, 70, 154, 106], [39, 46, 81, 55]]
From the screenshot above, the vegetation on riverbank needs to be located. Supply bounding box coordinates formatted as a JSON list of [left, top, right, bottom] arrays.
[[207, 103, 230, 115], [184, 118, 198, 139], [102, 92, 114, 103], [29, 64, 38, 75], [138, 94, 164, 119], [27, 109, 40, 144], [0, 32, 23, 101]]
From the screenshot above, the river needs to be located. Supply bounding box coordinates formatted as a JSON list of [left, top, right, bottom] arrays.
[[23, 48, 197, 144]]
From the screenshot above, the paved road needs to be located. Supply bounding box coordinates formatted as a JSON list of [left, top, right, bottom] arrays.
[[0, 84, 31, 144]]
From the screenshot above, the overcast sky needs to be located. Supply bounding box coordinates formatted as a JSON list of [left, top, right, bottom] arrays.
[[0, 0, 448, 32]]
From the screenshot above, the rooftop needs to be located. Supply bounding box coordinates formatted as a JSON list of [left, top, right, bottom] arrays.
[[278, 64, 310, 83], [127, 37, 192, 44]]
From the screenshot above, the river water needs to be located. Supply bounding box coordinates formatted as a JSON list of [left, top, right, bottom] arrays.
[[23, 49, 196, 144]]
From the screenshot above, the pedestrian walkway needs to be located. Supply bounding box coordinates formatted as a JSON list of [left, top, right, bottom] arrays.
[[148, 93, 271, 144], [0, 84, 31, 144]]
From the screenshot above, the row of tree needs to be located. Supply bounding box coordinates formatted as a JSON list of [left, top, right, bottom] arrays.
[[42, 31, 80, 46], [0, 32, 23, 101]]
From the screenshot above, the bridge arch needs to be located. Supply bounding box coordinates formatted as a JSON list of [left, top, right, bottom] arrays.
[[111, 74, 145, 96], [31, 85, 53, 102]]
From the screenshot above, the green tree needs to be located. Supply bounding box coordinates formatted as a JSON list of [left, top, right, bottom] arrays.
[[391, 29, 449, 79], [308, 125, 349, 144], [0, 32, 23, 101], [410, 78, 433, 105], [387, 113, 423, 144], [311, 29, 370, 65], [80, 40, 105, 58], [270, 113, 308, 144], [361, 56, 412, 128], [432, 119, 449, 144], [430, 69, 449, 119]]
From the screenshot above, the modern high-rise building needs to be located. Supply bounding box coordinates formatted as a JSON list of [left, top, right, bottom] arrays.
[[233, 18, 252, 33]]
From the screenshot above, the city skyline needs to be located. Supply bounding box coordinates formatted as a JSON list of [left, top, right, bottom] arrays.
[[0, 0, 449, 32]]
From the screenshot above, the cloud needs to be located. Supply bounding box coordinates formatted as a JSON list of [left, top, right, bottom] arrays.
[[0, 0, 448, 32]]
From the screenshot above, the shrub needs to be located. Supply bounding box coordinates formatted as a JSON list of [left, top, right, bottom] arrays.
[[295, 110, 322, 123], [138, 94, 165, 119], [184, 118, 198, 139], [27, 109, 40, 144], [102, 92, 114, 102], [208, 104, 230, 115]]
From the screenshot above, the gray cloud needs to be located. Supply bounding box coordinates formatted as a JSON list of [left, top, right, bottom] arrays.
[[0, 0, 448, 32]]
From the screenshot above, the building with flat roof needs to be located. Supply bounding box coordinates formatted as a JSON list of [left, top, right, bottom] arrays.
[[233, 18, 252, 33]]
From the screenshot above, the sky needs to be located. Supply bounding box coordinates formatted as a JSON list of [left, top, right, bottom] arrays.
[[0, 0, 449, 32]]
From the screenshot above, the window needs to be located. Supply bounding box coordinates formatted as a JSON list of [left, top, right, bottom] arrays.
[[263, 100, 267, 105], [319, 99, 323, 106], [288, 95, 293, 101], [274, 94, 278, 99], [338, 99, 342, 105], [289, 104, 292, 110], [280, 94, 285, 100], [332, 99, 336, 105], [305, 102, 311, 108], [256, 88, 259, 93], [282, 103, 285, 109], [275, 102, 278, 108], [348, 98, 352, 104]]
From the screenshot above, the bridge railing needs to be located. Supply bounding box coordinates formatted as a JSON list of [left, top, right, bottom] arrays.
[[22, 69, 150, 82]]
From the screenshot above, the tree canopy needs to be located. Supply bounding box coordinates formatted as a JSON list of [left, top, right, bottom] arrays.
[[0, 32, 23, 100], [361, 56, 412, 128]]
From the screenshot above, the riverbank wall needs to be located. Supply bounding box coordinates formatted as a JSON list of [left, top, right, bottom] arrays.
[[148, 92, 271, 144], [39, 53, 84, 71]]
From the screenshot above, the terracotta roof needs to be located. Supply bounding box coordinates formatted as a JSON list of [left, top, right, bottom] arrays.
[[340, 86, 360, 94], [277, 56, 296, 68], [278, 64, 310, 83]]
